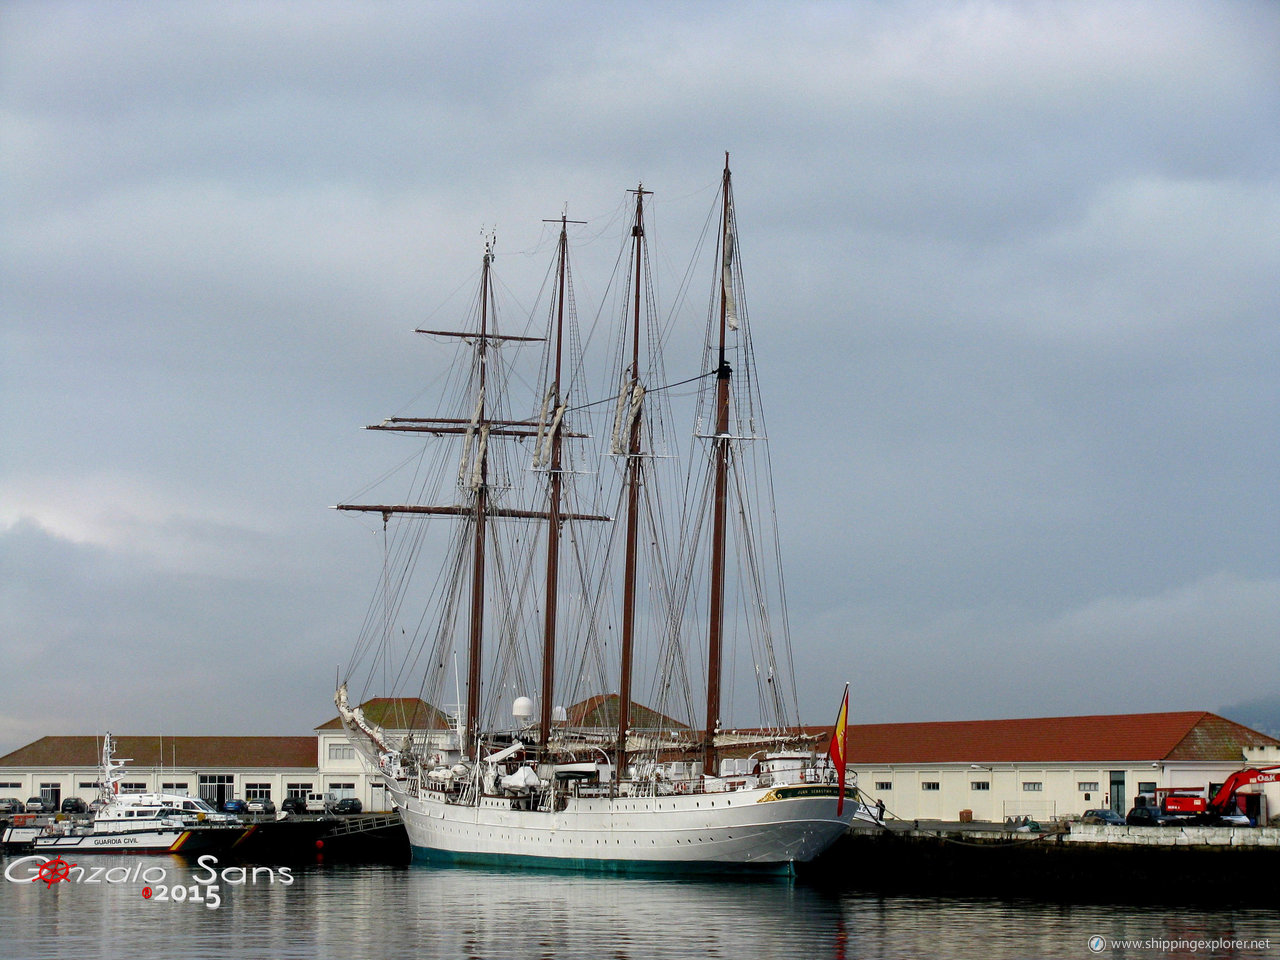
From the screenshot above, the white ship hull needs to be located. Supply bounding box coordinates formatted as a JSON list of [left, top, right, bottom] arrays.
[[391, 782, 865, 873]]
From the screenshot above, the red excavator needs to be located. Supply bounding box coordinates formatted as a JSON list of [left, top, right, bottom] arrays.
[[1204, 765, 1280, 821], [1153, 766, 1279, 824]]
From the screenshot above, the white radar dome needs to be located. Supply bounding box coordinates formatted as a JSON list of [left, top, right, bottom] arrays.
[[512, 696, 535, 719]]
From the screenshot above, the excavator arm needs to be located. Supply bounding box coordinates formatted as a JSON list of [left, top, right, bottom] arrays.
[[1206, 765, 1280, 816]]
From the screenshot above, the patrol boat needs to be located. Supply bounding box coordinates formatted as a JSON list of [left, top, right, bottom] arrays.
[[2, 733, 246, 855]]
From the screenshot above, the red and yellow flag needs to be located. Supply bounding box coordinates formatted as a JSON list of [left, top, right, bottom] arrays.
[[827, 684, 850, 815]]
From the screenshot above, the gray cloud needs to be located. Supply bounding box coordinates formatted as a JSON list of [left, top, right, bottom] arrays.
[[2, 0, 1278, 751]]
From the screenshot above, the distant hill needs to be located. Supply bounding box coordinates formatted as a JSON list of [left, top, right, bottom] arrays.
[[1218, 694, 1280, 740]]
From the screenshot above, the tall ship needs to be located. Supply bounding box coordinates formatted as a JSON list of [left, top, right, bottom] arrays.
[[334, 158, 873, 872]]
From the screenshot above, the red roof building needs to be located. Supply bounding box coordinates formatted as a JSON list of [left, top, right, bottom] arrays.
[[0, 734, 322, 812], [841, 711, 1278, 765], [3, 710, 1276, 822], [833, 711, 1280, 825]]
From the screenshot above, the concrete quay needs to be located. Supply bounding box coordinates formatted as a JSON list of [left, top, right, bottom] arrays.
[[864, 818, 1280, 847], [1065, 822, 1280, 847], [805, 820, 1280, 904]]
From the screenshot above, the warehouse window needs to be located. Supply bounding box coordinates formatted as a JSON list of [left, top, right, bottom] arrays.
[[286, 783, 312, 799], [1078, 782, 1099, 792], [244, 783, 272, 800], [970, 781, 990, 791], [162, 782, 189, 793], [922, 782, 940, 791], [1138, 781, 1157, 795], [328, 744, 356, 761], [874, 782, 892, 791], [120, 782, 147, 792], [1023, 782, 1043, 792]]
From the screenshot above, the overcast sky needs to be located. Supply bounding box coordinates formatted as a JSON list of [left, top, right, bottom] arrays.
[[2, 1, 1278, 755]]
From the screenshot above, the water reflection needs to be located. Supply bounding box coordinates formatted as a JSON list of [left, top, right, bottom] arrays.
[[836, 896, 1278, 960], [395, 866, 846, 960], [2, 854, 1276, 960]]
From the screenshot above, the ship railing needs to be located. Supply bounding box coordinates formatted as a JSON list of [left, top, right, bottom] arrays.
[[608, 776, 761, 798], [558, 775, 763, 799]]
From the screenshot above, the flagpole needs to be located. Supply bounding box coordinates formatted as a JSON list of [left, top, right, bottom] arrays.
[[829, 683, 850, 816]]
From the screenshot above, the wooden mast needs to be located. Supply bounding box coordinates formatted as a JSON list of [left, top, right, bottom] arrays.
[[616, 185, 650, 780], [703, 155, 733, 774], [465, 241, 495, 753], [538, 213, 579, 747]]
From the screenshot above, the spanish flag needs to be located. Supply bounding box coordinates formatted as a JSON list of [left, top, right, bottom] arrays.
[[828, 683, 849, 815]]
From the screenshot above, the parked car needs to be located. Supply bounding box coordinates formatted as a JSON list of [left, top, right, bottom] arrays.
[[1126, 805, 1175, 826], [246, 798, 276, 815], [221, 798, 248, 814], [60, 797, 88, 814], [281, 796, 307, 814], [334, 797, 362, 814], [0, 797, 24, 814], [1080, 808, 1126, 826], [1217, 812, 1251, 826], [25, 797, 52, 814], [305, 791, 338, 814]]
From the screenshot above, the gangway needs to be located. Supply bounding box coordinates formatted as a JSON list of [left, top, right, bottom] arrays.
[[323, 813, 402, 837]]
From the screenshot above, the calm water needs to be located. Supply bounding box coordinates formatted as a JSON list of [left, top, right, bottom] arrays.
[[2, 852, 1277, 960]]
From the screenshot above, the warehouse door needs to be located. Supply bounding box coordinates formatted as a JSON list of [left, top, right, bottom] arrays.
[[199, 774, 234, 809], [1109, 771, 1126, 815]]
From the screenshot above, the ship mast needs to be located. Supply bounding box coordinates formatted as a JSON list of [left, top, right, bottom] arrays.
[[616, 185, 650, 778], [336, 236, 609, 756], [538, 212, 583, 745], [703, 155, 733, 773], [335, 243, 540, 751], [463, 243, 494, 752]]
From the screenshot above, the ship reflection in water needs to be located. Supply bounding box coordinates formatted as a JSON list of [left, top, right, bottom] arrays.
[[2, 855, 1276, 960]]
